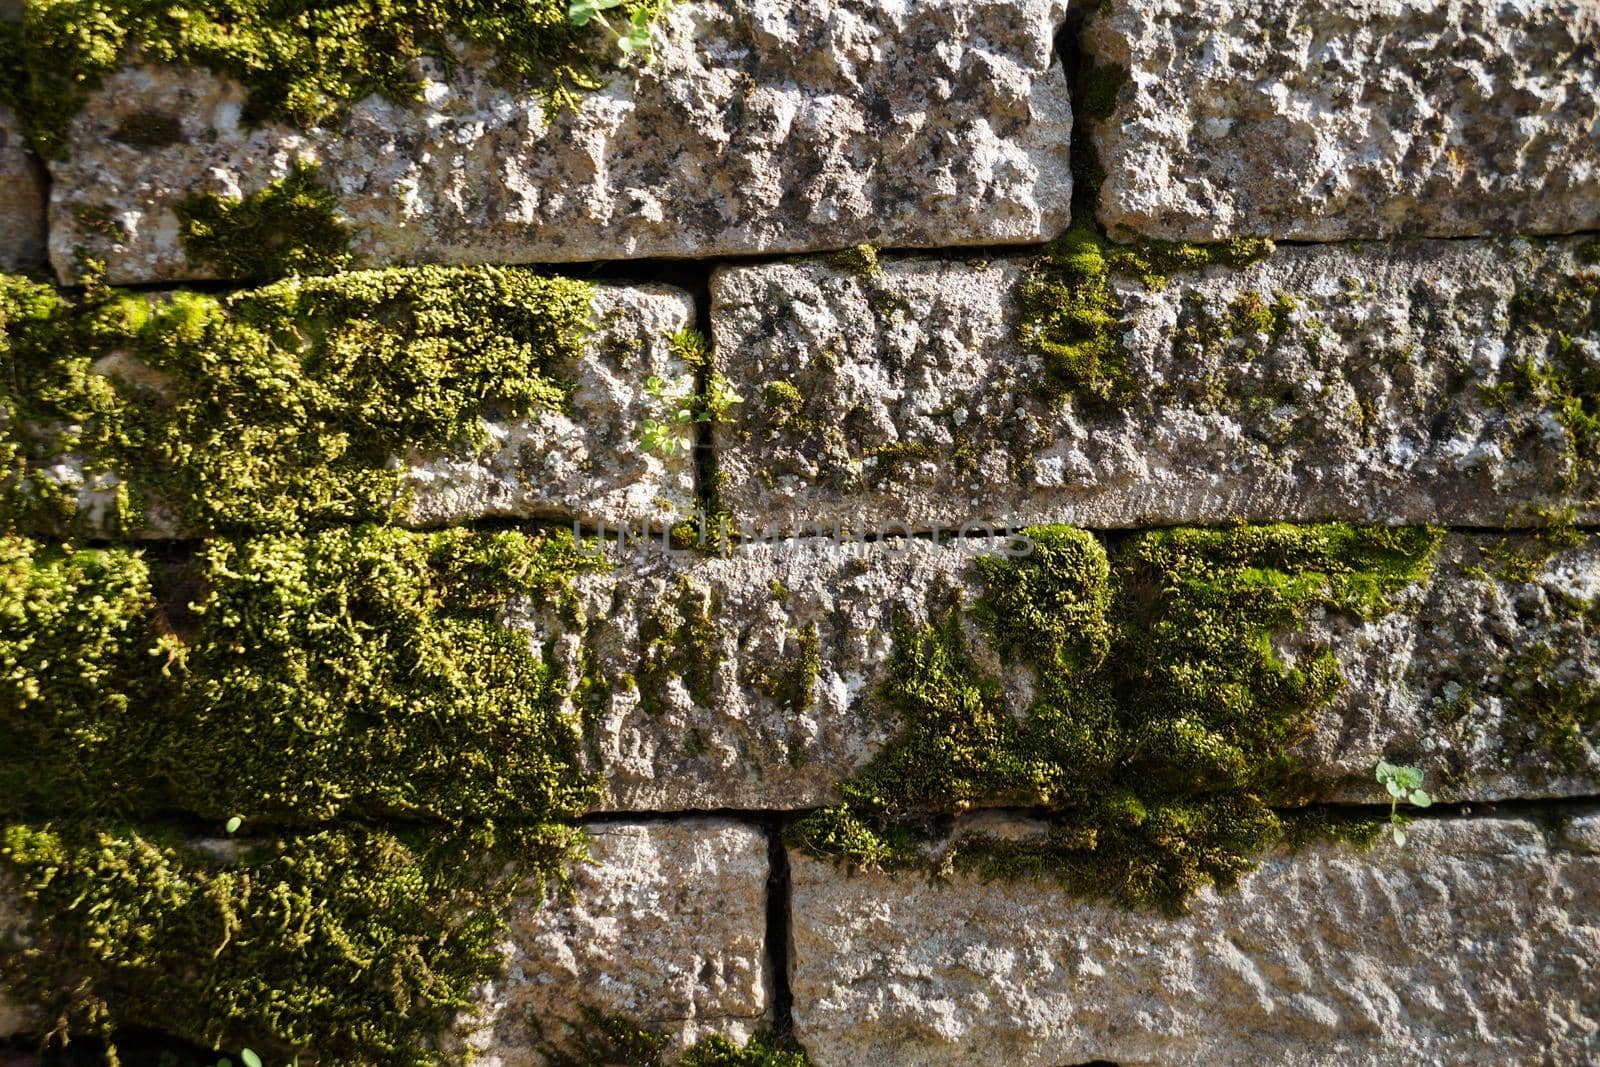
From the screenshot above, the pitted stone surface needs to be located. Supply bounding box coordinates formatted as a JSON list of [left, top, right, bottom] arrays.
[[462, 820, 770, 1064], [0, 107, 46, 272], [44, 0, 1074, 285], [1081, 0, 1600, 241], [712, 238, 1600, 534], [532, 532, 1600, 812], [27, 282, 695, 537], [789, 812, 1600, 1066]]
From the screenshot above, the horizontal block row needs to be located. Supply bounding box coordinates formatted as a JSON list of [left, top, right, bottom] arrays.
[[4, 0, 1592, 284], [9, 811, 1597, 1064], [790, 809, 1600, 1065], [33, 0, 1073, 285], [1083, 0, 1600, 242], [7, 525, 1595, 824], [0, 818, 773, 1063], [713, 236, 1600, 532], [0, 269, 694, 537]]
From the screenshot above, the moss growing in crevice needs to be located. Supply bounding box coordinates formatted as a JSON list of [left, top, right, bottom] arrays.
[[0, 818, 586, 1066], [0, 266, 595, 537], [0, 525, 605, 824], [537, 1008, 812, 1067], [174, 160, 352, 280], [792, 523, 1441, 913], [4, 0, 672, 159], [752, 621, 820, 716]]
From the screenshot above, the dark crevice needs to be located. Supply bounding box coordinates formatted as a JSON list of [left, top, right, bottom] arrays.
[[765, 818, 796, 1042]]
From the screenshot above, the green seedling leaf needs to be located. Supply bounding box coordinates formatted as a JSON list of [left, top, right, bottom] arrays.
[[225, 815, 243, 833], [569, 0, 624, 26], [1409, 789, 1432, 808], [1392, 825, 1406, 847], [241, 1051, 263, 1067]]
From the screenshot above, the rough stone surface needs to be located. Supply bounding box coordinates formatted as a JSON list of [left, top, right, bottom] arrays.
[[45, 0, 1074, 286], [789, 811, 1600, 1066], [1082, 0, 1600, 241], [541, 537, 993, 812], [0, 878, 39, 1039], [399, 284, 697, 532], [540, 532, 1599, 812], [461, 819, 770, 1064], [37, 283, 695, 537], [713, 238, 1600, 534], [0, 106, 46, 272]]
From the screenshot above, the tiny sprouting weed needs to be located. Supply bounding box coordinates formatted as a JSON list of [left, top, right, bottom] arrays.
[[568, 0, 664, 66], [225, 816, 243, 834], [1376, 760, 1432, 846], [638, 372, 742, 457]]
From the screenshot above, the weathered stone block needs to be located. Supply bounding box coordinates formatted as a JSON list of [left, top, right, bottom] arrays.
[[0, 107, 46, 272], [1, 272, 694, 537], [561, 530, 1599, 812], [42, 0, 1073, 285], [462, 819, 771, 1064], [712, 238, 1600, 534], [789, 810, 1600, 1066], [1081, 0, 1600, 241]]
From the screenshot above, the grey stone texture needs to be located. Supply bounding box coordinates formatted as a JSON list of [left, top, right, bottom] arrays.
[[45, 0, 1074, 286], [460, 819, 771, 1064], [548, 531, 1600, 812], [33, 283, 696, 537], [0, 106, 47, 272], [1081, 0, 1600, 241], [712, 237, 1600, 534], [789, 810, 1600, 1066]]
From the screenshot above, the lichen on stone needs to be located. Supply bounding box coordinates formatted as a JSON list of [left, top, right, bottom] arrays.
[[4, 0, 672, 159], [0, 266, 596, 536], [792, 523, 1440, 913]]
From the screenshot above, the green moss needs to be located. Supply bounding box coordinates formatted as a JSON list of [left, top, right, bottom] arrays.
[[1015, 222, 1272, 411], [1487, 261, 1600, 489], [5, 0, 671, 159], [538, 1009, 812, 1066], [174, 160, 352, 280], [1500, 640, 1600, 768], [637, 576, 722, 714], [0, 818, 585, 1065], [793, 523, 1442, 914], [0, 266, 595, 537], [0, 526, 605, 824], [826, 244, 883, 278], [108, 108, 184, 148], [1073, 58, 1127, 123], [753, 621, 820, 715]]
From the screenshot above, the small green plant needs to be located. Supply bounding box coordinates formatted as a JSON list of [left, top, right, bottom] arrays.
[[1376, 761, 1432, 846], [225, 816, 243, 834], [638, 373, 743, 457], [568, 0, 664, 65]]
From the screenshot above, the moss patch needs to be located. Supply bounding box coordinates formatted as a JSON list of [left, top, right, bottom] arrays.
[[538, 1009, 812, 1066], [175, 160, 352, 280], [5, 0, 671, 159], [1015, 222, 1272, 411], [0, 526, 605, 824], [0, 818, 585, 1065], [792, 523, 1440, 913], [0, 266, 594, 537]]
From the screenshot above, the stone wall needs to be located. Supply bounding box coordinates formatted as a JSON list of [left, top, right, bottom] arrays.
[[0, 1, 1597, 1064]]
